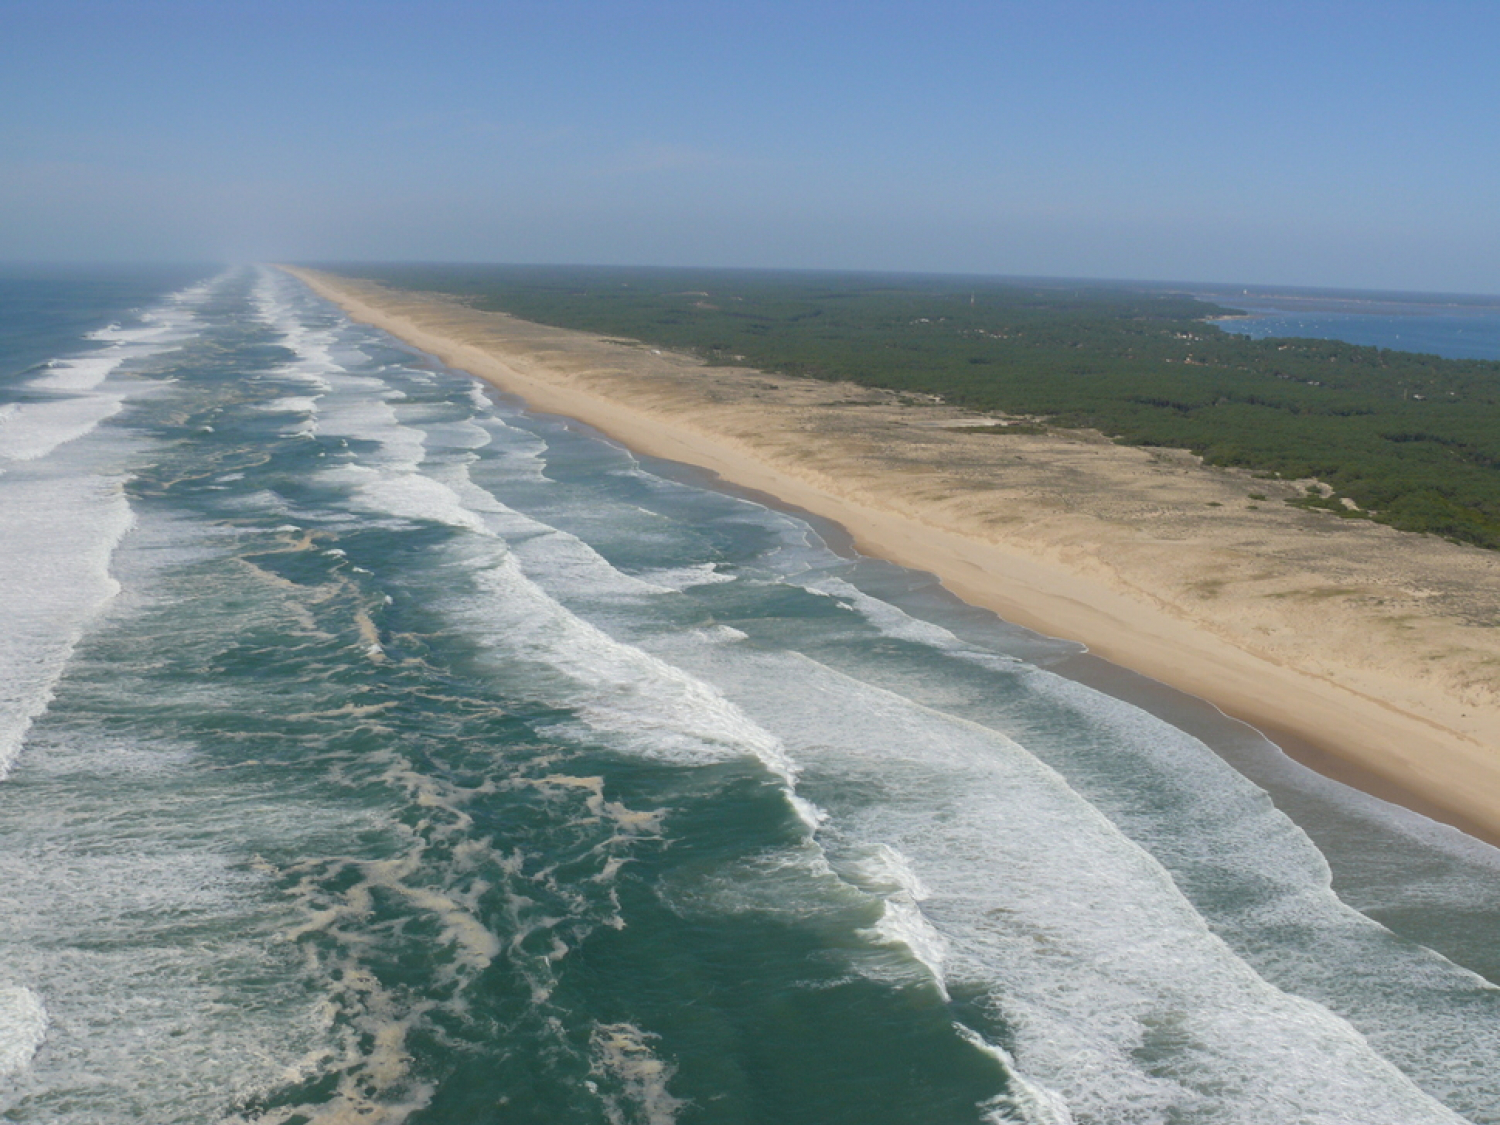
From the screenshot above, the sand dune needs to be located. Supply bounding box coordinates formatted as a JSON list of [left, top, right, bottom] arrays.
[[284, 266, 1500, 843]]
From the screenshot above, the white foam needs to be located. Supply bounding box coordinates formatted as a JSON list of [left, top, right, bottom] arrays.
[[0, 734, 353, 1122], [0, 390, 127, 465], [259, 395, 321, 415], [0, 275, 219, 468], [27, 352, 125, 394], [328, 463, 488, 534], [467, 414, 553, 484], [438, 462, 679, 601], [958, 1026, 1075, 1125], [0, 476, 134, 779], [411, 415, 492, 453], [315, 371, 428, 468], [0, 274, 232, 779], [723, 572, 1500, 1118], [848, 844, 951, 999], [251, 268, 341, 395], [465, 548, 801, 787], [800, 575, 1018, 672], [1000, 668, 1500, 1120], [0, 986, 46, 1079], [646, 634, 1474, 1124], [633, 562, 737, 590]]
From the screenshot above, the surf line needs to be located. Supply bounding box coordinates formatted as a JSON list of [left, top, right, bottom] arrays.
[[278, 265, 1500, 850]]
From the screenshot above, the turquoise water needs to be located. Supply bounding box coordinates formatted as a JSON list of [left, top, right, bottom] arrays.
[[2, 268, 1499, 1124], [1208, 292, 1500, 360]]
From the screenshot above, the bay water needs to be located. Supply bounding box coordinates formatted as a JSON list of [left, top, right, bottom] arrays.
[[1209, 290, 1500, 360]]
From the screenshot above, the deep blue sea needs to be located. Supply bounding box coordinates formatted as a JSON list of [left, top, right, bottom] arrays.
[[1207, 291, 1500, 360], [3, 267, 1500, 1125]]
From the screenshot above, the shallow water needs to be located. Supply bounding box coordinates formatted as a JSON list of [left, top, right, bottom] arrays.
[[1, 267, 1497, 1124]]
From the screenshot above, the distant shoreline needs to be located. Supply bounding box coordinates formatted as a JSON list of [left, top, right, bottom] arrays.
[[283, 265, 1500, 846]]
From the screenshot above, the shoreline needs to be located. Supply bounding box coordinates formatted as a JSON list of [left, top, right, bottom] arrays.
[[601, 449, 1500, 845], [282, 266, 1500, 845]]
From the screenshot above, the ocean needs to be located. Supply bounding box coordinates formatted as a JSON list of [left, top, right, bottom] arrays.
[[2, 266, 1498, 1125]]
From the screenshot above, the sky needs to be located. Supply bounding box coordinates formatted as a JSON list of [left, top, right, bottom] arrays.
[[4, 0, 1500, 293]]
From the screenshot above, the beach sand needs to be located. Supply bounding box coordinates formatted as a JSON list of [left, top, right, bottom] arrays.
[[283, 266, 1500, 843]]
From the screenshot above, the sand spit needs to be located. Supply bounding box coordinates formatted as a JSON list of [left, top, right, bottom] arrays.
[[283, 266, 1500, 842]]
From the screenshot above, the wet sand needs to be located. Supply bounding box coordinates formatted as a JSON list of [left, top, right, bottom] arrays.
[[283, 266, 1500, 843]]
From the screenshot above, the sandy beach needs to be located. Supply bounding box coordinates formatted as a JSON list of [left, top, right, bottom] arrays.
[[284, 266, 1500, 843]]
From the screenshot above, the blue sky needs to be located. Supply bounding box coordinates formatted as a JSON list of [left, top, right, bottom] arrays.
[[4, 0, 1499, 292]]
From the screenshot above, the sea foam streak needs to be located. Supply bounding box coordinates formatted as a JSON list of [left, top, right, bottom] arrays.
[[0, 276, 221, 780], [0, 988, 46, 1080], [0, 285, 206, 465], [0, 476, 133, 780]]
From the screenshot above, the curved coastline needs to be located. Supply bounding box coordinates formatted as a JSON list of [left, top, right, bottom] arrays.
[[281, 265, 1500, 845]]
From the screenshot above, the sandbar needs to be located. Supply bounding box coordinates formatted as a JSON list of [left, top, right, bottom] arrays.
[[283, 266, 1500, 843]]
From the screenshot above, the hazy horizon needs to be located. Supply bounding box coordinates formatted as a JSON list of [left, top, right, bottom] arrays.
[[6, 1, 1499, 295], [11, 260, 1500, 307]]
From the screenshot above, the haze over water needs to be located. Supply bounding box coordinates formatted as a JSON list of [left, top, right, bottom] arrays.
[[2, 267, 1500, 1124]]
